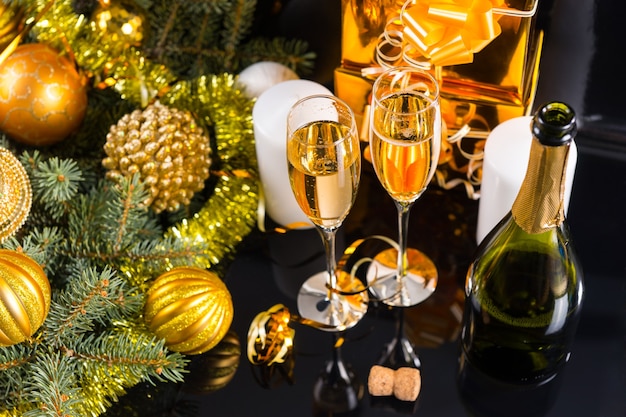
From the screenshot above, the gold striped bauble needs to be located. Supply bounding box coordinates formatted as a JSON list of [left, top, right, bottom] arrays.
[[144, 266, 233, 355], [0, 249, 51, 346]]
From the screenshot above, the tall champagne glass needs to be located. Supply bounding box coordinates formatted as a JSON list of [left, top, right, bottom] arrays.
[[368, 67, 441, 367], [287, 94, 368, 331]]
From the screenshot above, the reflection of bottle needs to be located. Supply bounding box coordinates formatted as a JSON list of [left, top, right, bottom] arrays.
[[457, 102, 584, 417]]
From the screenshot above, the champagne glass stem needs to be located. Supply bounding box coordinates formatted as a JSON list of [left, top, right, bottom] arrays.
[[317, 225, 338, 306], [395, 201, 413, 300]]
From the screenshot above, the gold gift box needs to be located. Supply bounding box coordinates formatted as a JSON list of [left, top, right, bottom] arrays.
[[335, 0, 543, 139]]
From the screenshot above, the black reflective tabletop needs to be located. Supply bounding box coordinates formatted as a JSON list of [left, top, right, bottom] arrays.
[[187, 149, 624, 416]]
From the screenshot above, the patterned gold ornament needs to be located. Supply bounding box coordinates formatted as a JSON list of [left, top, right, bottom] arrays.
[[90, 0, 147, 49], [182, 330, 241, 394], [0, 43, 88, 146], [102, 101, 212, 213], [0, 147, 31, 243], [144, 266, 233, 355], [0, 249, 51, 347]]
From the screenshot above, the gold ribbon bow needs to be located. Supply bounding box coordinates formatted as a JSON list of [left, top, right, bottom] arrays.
[[401, 0, 506, 67]]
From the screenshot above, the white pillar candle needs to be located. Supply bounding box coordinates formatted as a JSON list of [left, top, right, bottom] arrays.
[[253, 79, 332, 228], [476, 116, 578, 244]]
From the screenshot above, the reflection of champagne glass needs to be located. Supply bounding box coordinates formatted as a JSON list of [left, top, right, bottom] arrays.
[[287, 94, 368, 330], [367, 67, 441, 368]]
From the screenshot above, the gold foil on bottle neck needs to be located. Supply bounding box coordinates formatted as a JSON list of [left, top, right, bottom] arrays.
[[511, 138, 570, 234]]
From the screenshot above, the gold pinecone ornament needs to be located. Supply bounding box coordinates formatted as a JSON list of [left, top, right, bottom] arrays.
[[102, 101, 212, 213]]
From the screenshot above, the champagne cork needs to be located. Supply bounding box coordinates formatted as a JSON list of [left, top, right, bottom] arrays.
[[393, 367, 421, 402], [368, 365, 395, 396], [367, 365, 422, 401]]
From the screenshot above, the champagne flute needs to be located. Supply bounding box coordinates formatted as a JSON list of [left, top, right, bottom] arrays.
[[367, 67, 441, 367], [286, 94, 368, 331]]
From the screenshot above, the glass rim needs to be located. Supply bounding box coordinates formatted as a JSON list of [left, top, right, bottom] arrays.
[[287, 94, 358, 145], [371, 66, 440, 114]]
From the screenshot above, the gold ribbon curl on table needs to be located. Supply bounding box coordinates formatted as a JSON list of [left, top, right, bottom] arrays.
[[247, 304, 295, 366]]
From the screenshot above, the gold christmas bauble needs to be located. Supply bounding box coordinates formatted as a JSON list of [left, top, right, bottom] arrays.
[[0, 249, 51, 347], [0, 147, 31, 243], [0, 43, 88, 146], [102, 101, 212, 213], [144, 267, 233, 355]]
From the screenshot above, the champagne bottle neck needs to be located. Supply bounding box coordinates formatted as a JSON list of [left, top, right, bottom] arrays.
[[511, 137, 571, 234]]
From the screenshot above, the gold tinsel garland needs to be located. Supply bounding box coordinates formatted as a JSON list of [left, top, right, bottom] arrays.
[[164, 74, 258, 270], [30, 0, 177, 106]]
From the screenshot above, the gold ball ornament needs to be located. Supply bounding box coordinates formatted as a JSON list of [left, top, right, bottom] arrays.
[[90, 0, 148, 48], [0, 249, 51, 347], [144, 266, 233, 355], [0, 147, 31, 243], [0, 43, 88, 146], [102, 101, 212, 213]]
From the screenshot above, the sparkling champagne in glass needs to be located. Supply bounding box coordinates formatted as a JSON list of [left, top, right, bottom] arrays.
[[367, 67, 441, 368], [287, 94, 368, 330]]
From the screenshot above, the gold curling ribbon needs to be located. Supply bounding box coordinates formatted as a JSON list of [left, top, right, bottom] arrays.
[[400, 0, 505, 67], [247, 304, 294, 366], [247, 303, 345, 366]]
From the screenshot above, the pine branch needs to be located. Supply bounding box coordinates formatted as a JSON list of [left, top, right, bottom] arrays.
[[141, 0, 315, 77], [241, 36, 316, 74], [65, 331, 187, 416], [101, 176, 158, 254], [31, 157, 84, 220], [0, 227, 65, 273], [73, 331, 187, 385], [0, 343, 37, 409], [59, 176, 161, 268], [42, 265, 142, 345], [221, 0, 257, 70], [21, 353, 81, 417]]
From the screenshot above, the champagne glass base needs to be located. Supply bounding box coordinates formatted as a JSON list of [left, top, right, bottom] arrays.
[[366, 247, 437, 307], [297, 271, 369, 331]]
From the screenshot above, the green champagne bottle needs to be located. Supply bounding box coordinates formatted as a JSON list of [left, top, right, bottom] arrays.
[[457, 102, 584, 417]]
